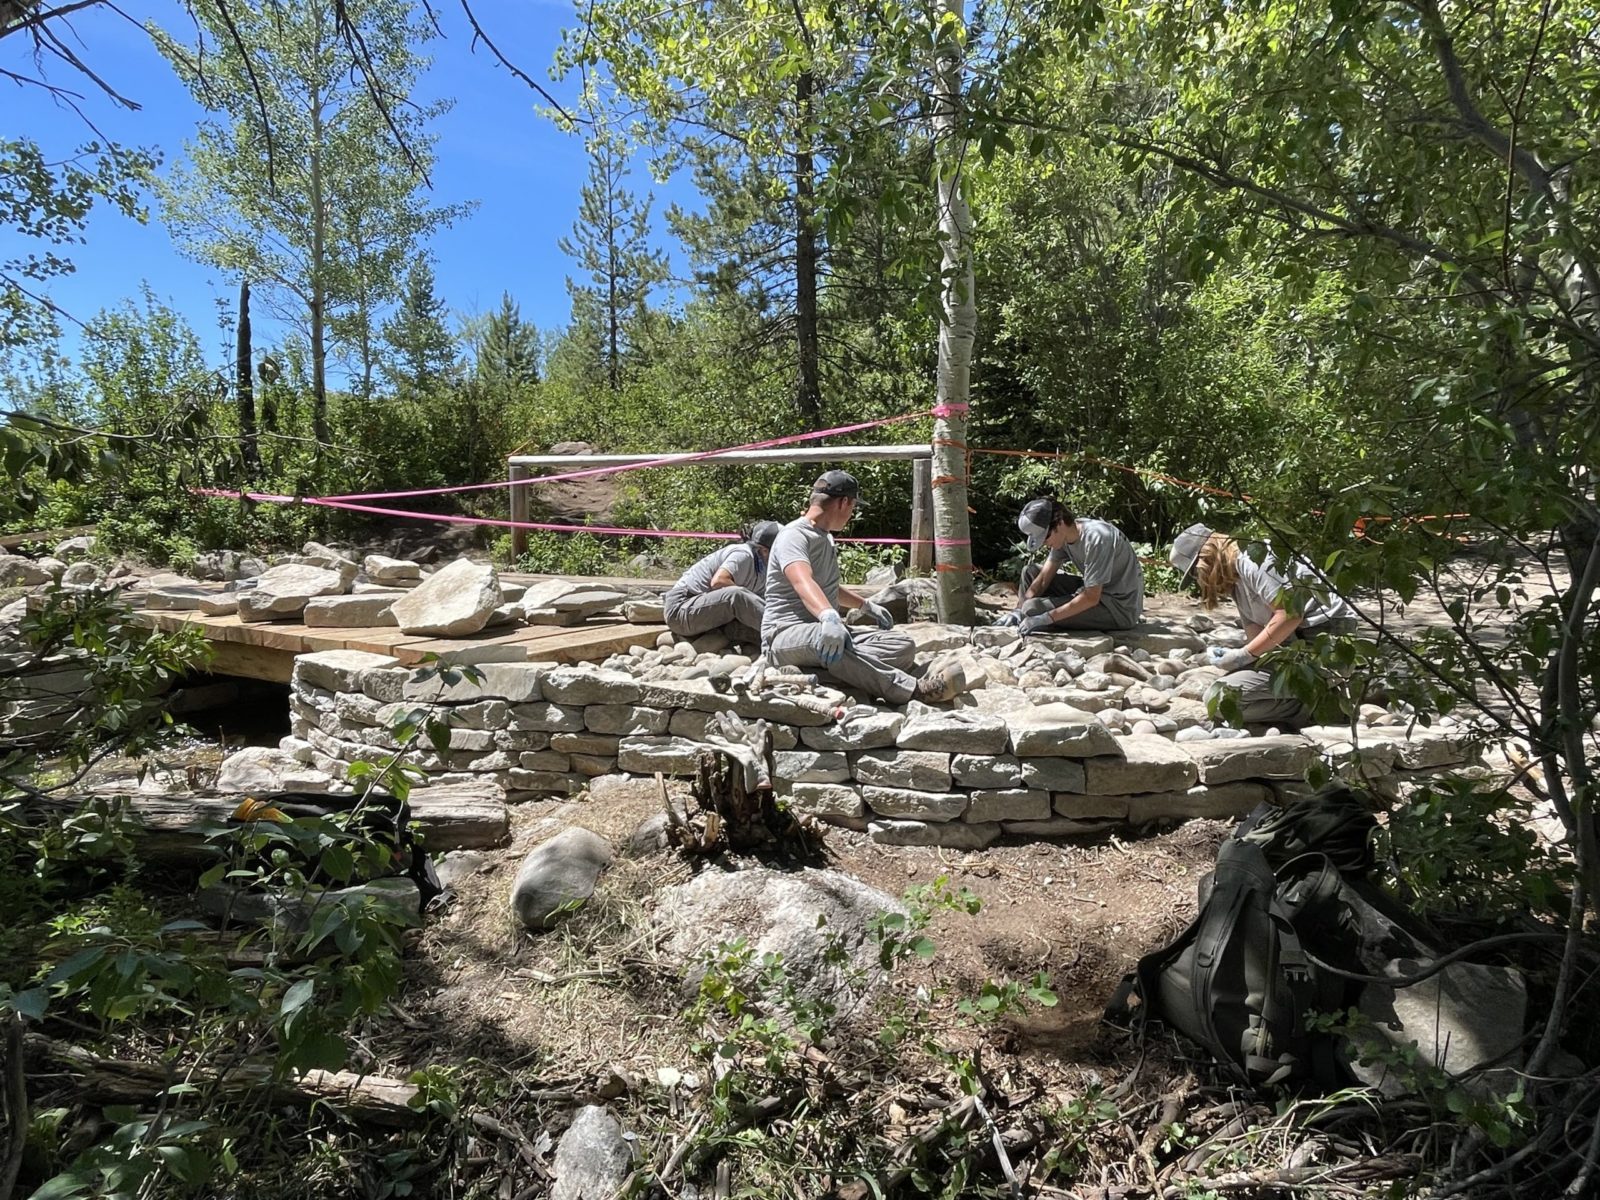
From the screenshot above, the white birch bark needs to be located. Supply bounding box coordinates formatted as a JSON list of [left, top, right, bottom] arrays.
[[931, 0, 976, 625]]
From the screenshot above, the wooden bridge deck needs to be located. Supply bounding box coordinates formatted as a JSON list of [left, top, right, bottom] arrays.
[[136, 609, 666, 683]]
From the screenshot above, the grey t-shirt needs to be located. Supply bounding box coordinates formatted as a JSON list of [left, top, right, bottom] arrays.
[[761, 517, 839, 646], [1046, 517, 1144, 624], [666, 543, 762, 609], [1234, 551, 1353, 630]]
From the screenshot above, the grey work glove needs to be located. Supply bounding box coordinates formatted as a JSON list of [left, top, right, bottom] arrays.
[[1211, 646, 1256, 671], [994, 609, 1024, 628], [860, 600, 895, 630], [1020, 611, 1055, 636], [817, 609, 851, 667]]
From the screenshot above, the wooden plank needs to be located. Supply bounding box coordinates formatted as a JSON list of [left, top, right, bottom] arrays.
[[42, 785, 510, 854], [910, 457, 934, 576], [508, 462, 529, 561], [0, 523, 95, 550], [508, 444, 932, 467], [206, 640, 295, 683], [543, 622, 665, 662], [336, 627, 425, 657]]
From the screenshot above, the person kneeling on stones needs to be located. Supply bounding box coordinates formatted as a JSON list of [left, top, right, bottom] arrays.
[[663, 519, 783, 646], [997, 498, 1145, 633], [1169, 524, 1358, 727], [762, 470, 969, 705]]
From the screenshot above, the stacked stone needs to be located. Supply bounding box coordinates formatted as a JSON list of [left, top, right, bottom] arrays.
[[282, 651, 1480, 841]]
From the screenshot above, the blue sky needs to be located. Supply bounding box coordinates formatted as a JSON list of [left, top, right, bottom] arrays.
[[4, 0, 693, 373]]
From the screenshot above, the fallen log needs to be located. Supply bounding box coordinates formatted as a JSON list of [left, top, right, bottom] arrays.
[[26, 1036, 421, 1127], [20, 782, 510, 859]]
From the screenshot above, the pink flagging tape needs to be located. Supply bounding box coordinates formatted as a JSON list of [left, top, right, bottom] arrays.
[[317, 409, 938, 503], [930, 402, 970, 417], [195, 488, 970, 545]]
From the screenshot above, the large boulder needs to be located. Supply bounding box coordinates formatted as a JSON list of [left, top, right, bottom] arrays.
[[551, 1106, 634, 1200], [389, 558, 501, 636], [510, 827, 614, 929], [237, 564, 346, 622], [1348, 961, 1528, 1099], [654, 866, 906, 1011]]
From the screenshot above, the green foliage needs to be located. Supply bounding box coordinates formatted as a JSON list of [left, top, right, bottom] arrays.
[[559, 123, 668, 392], [1311, 1007, 1534, 1149], [1379, 779, 1572, 921], [381, 259, 458, 398], [0, 641, 471, 1199], [0, 137, 158, 348], [2, 585, 212, 796]]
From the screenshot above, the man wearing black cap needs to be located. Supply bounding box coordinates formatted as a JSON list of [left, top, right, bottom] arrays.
[[762, 470, 968, 704], [663, 519, 783, 645], [998, 498, 1144, 632]]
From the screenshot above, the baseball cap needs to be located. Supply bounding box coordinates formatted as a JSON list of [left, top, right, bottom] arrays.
[[747, 519, 782, 550], [812, 470, 860, 500], [1169, 523, 1213, 579], [1017, 497, 1055, 551]]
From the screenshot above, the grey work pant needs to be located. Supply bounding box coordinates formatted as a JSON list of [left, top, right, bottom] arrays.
[[664, 587, 764, 644], [1203, 618, 1361, 727], [766, 623, 918, 704], [1205, 669, 1307, 726], [1017, 563, 1136, 631]]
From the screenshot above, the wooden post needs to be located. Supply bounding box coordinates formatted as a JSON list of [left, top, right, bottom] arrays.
[[910, 458, 934, 576], [508, 462, 528, 562]]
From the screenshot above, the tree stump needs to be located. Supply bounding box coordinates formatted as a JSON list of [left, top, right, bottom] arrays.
[[667, 713, 821, 856]]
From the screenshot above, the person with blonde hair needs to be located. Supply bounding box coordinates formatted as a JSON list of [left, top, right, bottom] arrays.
[[1169, 523, 1357, 726]]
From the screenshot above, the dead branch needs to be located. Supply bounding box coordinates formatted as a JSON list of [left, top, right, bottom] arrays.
[[27, 1036, 421, 1127]]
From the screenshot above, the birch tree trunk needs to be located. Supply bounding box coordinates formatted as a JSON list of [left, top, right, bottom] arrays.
[[931, 0, 975, 625]]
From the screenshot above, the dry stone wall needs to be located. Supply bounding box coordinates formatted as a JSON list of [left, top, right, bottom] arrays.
[[280, 633, 1481, 847]]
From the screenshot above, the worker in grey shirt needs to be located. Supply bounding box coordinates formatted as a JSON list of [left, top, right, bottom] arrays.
[[762, 470, 968, 705], [1170, 523, 1358, 726], [997, 498, 1144, 632], [663, 520, 782, 644]]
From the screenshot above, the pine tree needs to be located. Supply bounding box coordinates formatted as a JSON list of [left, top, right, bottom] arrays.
[[380, 260, 456, 396], [558, 130, 667, 392], [474, 291, 540, 390]]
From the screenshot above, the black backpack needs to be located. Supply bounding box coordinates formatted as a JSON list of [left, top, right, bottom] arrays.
[[1107, 786, 1435, 1091]]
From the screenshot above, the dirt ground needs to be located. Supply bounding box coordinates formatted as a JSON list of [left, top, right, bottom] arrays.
[[372, 772, 1231, 1197]]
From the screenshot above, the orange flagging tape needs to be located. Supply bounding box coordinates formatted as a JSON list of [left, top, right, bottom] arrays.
[[970, 447, 1250, 501]]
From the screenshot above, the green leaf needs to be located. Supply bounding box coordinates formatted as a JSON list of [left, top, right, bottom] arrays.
[[280, 978, 314, 1017]]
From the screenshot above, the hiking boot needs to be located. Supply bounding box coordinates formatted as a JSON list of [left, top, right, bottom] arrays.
[[914, 663, 970, 704]]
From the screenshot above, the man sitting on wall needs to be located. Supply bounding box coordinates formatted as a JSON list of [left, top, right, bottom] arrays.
[[663, 520, 782, 646], [762, 470, 968, 704]]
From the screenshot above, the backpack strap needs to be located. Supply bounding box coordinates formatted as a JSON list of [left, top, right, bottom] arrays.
[[1190, 840, 1280, 1086]]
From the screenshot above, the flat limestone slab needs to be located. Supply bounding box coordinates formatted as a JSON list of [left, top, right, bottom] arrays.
[[1180, 734, 1317, 784], [303, 593, 402, 628], [1009, 704, 1120, 758], [1079, 735, 1199, 795], [1124, 782, 1271, 824]]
